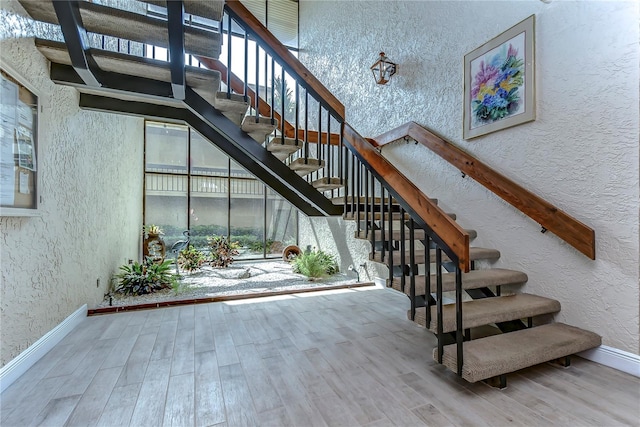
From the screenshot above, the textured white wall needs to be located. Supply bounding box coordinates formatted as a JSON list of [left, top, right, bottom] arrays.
[[299, 0, 639, 354], [0, 1, 144, 366]]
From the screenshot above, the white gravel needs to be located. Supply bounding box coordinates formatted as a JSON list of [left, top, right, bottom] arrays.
[[98, 260, 360, 308]]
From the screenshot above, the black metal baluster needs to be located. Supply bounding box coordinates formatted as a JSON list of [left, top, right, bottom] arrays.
[[326, 114, 331, 182], [364, 168, 369, 238], [270, 57, 275, 124], [436, 247, 444, 363], [370, 178, 377, 260], [243, 30, 248, 102], [425, 235, 432, 328], [456, 265, 464, 376], [355, 160, 360, 235], [388, 196, 394, 288], [280, 67, 285, 144], [303, 91, 308, 151], [226, 14, 232, 98], [380, 186, 385, 262], [399, 207, 406, 293], [409, 218, 416, 320], [254, 43, 259, 122], [317, 103, 322, 168], [370, 173, 375, 234], [294, 83, 300, 146]]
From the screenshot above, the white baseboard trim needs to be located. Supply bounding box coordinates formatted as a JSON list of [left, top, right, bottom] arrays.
[[0, 304, 87, 393], [578, 345, 640, 377]]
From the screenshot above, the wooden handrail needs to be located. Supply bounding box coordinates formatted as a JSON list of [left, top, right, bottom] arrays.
[[344, 123, 471, 272], [372, 122, 596, 260], [197, 57, 342, 146], [225, 0, 345, 120]]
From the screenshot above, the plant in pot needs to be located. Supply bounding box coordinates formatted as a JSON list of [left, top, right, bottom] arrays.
[[115, 257, 178, 296], [143, 224, 166, 264], [207, 235, 240, 268]]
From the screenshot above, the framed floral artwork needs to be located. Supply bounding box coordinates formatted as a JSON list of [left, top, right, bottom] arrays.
[[463, 15, 535, 140]]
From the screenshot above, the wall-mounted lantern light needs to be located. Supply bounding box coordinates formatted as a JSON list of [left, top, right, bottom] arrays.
[[370, 52, 397, 85]]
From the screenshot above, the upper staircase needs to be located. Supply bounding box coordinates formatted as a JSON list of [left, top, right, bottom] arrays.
[[18, 0, 602, 388]]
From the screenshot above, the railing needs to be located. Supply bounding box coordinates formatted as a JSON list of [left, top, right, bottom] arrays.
[[372, 122, 596, 260], [220, 0, 468, 375]]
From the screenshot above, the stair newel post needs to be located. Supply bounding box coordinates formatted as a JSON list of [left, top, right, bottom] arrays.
[[380, 186, 385, 262], [226, 13, 232, 99], [436, 247, 444, 363], [387, 195, 394, 287], [399, 207, 406, 293], [243, 29, 248, 103], [425, 235, 432, 328], [409, 217, 416, 320], [455, 265, 464, 376]]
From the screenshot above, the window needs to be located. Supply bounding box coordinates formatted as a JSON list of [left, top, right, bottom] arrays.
[[0, 64, 39, 216], [144, 121, 297, 259]]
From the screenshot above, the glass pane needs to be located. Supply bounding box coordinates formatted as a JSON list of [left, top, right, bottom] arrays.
[[230, 177, 264, 259], [190, 130, 229, 176], [230, 158, 254, 179], [145, 122, 188, 173], [190, 176, 228, 252], [266, 189, 297, 257], [144, 173, 188, 257]]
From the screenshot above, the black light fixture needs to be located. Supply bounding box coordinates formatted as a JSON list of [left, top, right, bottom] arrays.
[[370, 52, 397, 85]]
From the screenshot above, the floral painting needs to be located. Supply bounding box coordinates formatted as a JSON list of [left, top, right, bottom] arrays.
[[463, 15, 535, 139]]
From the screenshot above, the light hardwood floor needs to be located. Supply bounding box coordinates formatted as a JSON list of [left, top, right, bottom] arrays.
[[1, 286, 638, 426]]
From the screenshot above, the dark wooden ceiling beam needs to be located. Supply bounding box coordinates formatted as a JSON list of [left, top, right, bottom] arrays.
[[52, 0, 101, 87]]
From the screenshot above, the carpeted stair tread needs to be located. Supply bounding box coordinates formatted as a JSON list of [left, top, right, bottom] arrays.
[[435, 323, 601, 383], [413, 293, 560, 333], [139, 0, 224, 21], [19, 0, 220, 58], [389, 268, 528, 295], [34, 39, 221, 104], [372, 247, 500, 264], [241, 116, 278, 141], [289, 158, 325, 176], [312, 177, 343, 191], [214, 92, 250, 125], [267, 137, 304, 160], [356, 228, 477, 242]]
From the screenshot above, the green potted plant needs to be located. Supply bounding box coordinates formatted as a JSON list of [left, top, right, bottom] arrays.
[[143, 224, 166, 263]]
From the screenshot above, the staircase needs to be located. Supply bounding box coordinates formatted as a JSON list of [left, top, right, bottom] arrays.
[[18, 0, 602, 388]]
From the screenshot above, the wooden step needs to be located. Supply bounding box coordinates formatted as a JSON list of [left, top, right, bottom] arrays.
[[214, 92, 249, 125], [241, 115, 278, 142], [371, 247, 500, 265], [413, 293, 560, 333], [356, 228, 477, 242], [267, 137, 304, 160], [289, 158, 324, 176], [140, 0, 224, 21], [436, 323, 601, 383], [389, 268, 528, 295], [35, 39, 221, 105], [312, 177, 343, 192], [19, 0, 221, 58], [344, 211, 457, 221]]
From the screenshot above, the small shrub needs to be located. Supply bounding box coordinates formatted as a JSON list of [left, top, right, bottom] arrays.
[[292, 249, 339, 280], [177, 245, 206, 272], [207, 235, 240, 268], [115, 258, 178, 296]]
